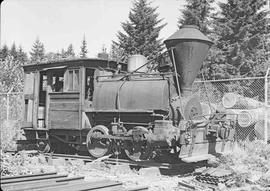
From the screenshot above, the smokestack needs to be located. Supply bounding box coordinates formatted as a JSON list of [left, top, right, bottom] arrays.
[[164, 25, 213, 96]]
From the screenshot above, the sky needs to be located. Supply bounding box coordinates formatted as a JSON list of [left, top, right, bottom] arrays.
[[1, 0, 185, 57]]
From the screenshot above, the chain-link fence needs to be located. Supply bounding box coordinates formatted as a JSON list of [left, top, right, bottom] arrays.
[[0, 92, 24, 123], [0, 92, 24, 150], [193, 75, 270, 143], [0, 75, 269, 146]]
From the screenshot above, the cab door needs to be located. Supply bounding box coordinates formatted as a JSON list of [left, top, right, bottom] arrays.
[[23, 71, 40, 128]]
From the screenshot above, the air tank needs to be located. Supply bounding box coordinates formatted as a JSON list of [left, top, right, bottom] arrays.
[[164, 25, 213, 96]]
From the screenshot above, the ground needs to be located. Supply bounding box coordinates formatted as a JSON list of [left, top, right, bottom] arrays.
[[1, 141, 270, 191]]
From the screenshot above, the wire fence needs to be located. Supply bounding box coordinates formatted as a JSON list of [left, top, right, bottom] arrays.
[[0, 76, 269, 145], [0, 92, 24, 150], [0, 92, 24, 122], [193, 75, 270, 143]]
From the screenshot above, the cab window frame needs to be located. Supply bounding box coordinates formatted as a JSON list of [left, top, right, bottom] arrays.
[[64, 68, 80, 92]]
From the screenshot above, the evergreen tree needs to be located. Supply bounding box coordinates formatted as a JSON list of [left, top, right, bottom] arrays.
[[30, 38, 45, 63], [61, 48, 67, 59], [66, 44, 75, 58], [45, 52, 62, 62], [113, 0, 166, 63], [0, 44, 9, 60], [17, 46, 28, 63], [178, 0, 214, 34], [211, 0, 270, 78], [80, 35, 88, 58], [109, 43, 125, 61], [10, 43, 17, 60], [0, 55, 24, 92]]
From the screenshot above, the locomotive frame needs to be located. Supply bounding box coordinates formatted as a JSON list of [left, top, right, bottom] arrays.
[[18, 25, 236, 163]]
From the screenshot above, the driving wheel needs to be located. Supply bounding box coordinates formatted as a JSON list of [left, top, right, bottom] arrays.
[[124, 128, 152, 161], [86, 125, 111, 158], [37, 140, 51, 153]]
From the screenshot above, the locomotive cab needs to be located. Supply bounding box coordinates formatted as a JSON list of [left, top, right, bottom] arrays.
[[19, 58, 126, 152]]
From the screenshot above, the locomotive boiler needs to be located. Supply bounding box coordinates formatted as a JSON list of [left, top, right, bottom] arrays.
[[18, 25, 235, 162], [87, 25, 234, 161]]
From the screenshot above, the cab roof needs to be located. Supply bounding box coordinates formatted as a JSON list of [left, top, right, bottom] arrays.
[[23, 58, 127, 73]]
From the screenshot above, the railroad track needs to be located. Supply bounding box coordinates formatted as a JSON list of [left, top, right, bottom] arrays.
[[0, 172, 148, 191], [3, 150, 205, 175], [43, 153, 206, 176], [43, 153, 202, 172], [44, 153, 175, 169]]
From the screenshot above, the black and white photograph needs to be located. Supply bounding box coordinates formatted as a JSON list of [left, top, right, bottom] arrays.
[[0, 0, 270, 190]]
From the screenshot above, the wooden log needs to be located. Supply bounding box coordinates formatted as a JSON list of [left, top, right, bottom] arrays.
[[254, 120, 270, 140], [237, 109, 259, 127], [237, 107, 270, 128], [222, 93, 263, 109]]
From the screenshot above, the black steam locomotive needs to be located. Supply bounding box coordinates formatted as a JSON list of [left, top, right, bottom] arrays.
[[18, 25, 235, 162]]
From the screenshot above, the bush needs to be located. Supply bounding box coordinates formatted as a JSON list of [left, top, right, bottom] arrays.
[[0, 120, 22, 151]]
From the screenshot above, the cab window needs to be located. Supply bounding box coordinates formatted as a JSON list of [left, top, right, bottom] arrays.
[[85, 68, 95, 101], [64, 69, 79, 92], [52, 71, 64, 92]]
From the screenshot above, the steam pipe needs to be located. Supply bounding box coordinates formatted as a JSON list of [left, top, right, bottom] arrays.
[[171, 48, 184, 118]]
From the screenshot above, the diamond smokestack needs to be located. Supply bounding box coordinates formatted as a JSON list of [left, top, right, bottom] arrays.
[[164, 25, 213, 96]]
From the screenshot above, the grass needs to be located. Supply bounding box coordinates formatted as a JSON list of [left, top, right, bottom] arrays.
[[218, 140, 270, 187]]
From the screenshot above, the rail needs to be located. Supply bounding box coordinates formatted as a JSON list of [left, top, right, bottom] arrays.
[[0, 172, 148, 191]]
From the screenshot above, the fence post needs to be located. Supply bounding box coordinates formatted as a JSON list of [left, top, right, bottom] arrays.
[[6, 86, 14, 121], [264, 67, 270, 143], [6, 93, 9, 121]]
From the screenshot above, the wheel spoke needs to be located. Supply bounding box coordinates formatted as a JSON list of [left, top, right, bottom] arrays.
[[37, 140, 50, 153], [86, 125, 111, 158], [124, 140, 151, 161]]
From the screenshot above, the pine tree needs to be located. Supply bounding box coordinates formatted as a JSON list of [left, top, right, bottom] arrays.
[[212, 0, 270, 78], [109, 43, 125, 61], [30, 38, 45, 63], [17, 46, 28, 63], [66, 44, 75, 58], [80, 35, 88, 58], [10, 43, 17, 60], [178, 0, 214, 34], [45, 52, 62, 62], [61, 48, 67, 59], [0, 44, 9, 60], [0, 55, 24, 92], [113, 0, 166, 63]]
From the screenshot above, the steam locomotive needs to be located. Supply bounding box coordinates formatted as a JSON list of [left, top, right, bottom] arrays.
[[18, 25, 235, 162]]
